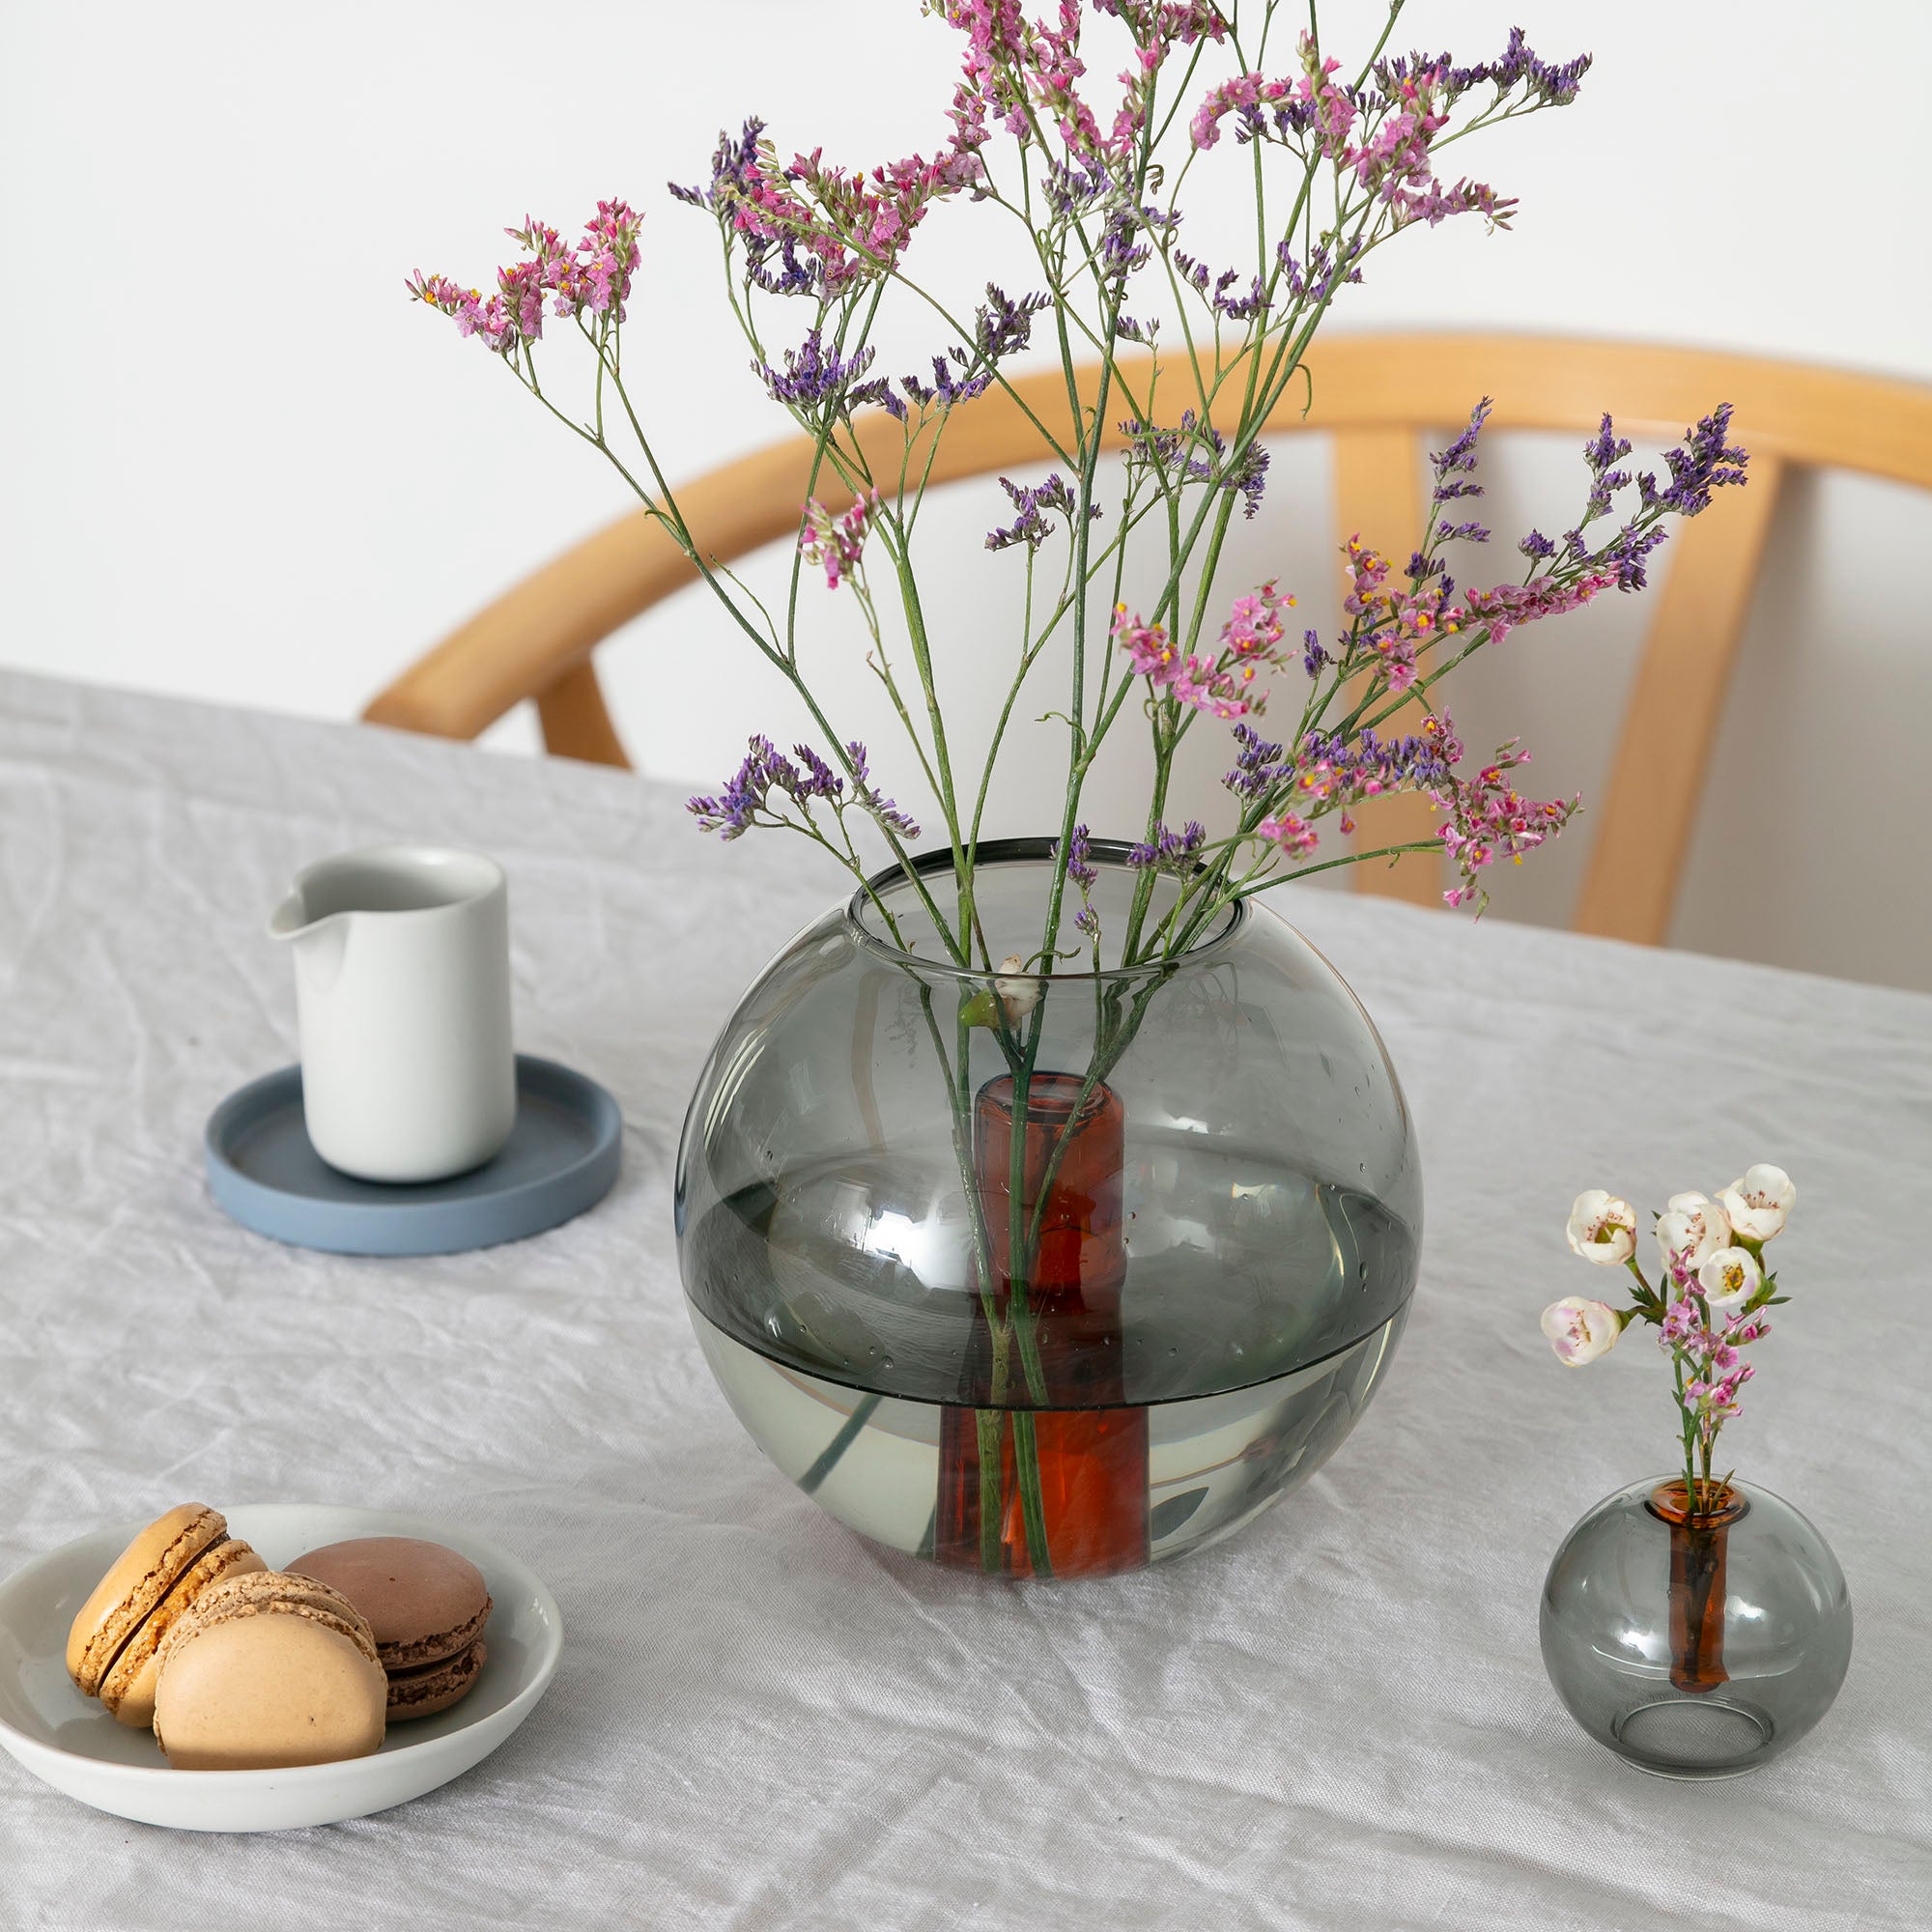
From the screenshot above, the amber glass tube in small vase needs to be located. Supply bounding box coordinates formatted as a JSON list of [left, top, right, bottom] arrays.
[[934, 1072, 1149, 1577], [1649, 1480, 1748, 1694]]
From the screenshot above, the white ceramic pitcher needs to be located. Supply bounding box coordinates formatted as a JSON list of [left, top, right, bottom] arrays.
[[269, 846, 516, 1183]]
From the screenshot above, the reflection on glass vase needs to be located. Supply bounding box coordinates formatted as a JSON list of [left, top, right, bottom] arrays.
[[1540, 1476, 1852, 1778], [676, 840, 1421, 1577]]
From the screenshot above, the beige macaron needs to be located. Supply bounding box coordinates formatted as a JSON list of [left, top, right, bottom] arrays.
[[66, 1505, 267, 1728], [153, 1570, 389, 1771]]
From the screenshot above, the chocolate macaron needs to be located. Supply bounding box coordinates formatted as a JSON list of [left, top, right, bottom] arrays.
[[66, 1504, 267, 1729], [153, 1571, 388, 1770], [290, 1538, 491, 1720]]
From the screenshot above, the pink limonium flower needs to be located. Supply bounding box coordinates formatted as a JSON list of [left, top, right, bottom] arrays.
[[408, 200, 645, 356], [1112, 603, 1180, 681], [1220, 578, 1293, 659], [1294, 33, 1357, 158], [1459, 569, 1617, 644], [799, 493, 881, 590], [1431, 741, 1577, 911], [740, 142, 979, 292], [1188, 71, 1290, 150], [1340, 538, 1461, 695], [1118, 581, 1298, 720], [1256, 810, 1318, 858]]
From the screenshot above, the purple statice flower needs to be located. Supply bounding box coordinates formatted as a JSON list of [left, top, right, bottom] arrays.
[[1224, 724, 1289, 800], [1126, 820, 1206, 872], [976, 284, 1051, 360], [1173, 254, 1270, 323], [1436, 519, 1491, 545], [1593, 521, 1670, 591], [1301, 628, 1329, 677], [1060, 821, 1098, 890], [1431, 400, 1491, 504], [1054, 822, 1102, 940], [1519, 529, 1558, 561], [903, 284, 1051, 419], [756, 328, 879, 415], [1275, 237, 1366, 304], [1640, 404, 1749, 519], [1228, 441, 1269, 518], [670, 119, 765, 212], [846, 741, 922, 840], [1444, 28, 1591, 108], [687, 734, 842, 840], [900, 354, 994, 411], [1096, 201, 1172, 285], [1121, 411, 1265, 515], [1041, 157, 1113, 222], [985, 472, 1095, 551], [670, 124, 824, 298], [1577, 412, 1635, 524]]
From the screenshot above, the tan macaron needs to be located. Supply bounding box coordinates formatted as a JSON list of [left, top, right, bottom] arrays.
[[153, 1571, 389, 1771], [66, 1505, 267, 1728]]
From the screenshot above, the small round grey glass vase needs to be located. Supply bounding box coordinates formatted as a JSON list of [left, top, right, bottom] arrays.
[[1540, 1476, 1851, 1779]]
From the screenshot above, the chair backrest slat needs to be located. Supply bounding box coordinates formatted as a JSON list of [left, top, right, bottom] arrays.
[[1575, 452, 1789, 944]]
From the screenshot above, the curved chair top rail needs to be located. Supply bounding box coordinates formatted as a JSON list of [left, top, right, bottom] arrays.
[[364, 333, 1932, 943]]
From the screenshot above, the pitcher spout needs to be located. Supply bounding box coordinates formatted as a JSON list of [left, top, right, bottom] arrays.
[[268, 888, 313, 942]]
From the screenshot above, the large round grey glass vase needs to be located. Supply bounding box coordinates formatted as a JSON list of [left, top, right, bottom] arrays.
[[1540, 1476, 1852, 1778], [675, 841, 1421, 1577]]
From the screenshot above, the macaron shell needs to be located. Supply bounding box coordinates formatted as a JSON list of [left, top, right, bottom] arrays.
[[387, 1639, 487, 1721], [66, 1505, 227, 1694], [154, 1612, 388, 1771], [99, 1538, 267, 1729], [289, 1538, 491, 1667], [157, 1570, 382, 1674]]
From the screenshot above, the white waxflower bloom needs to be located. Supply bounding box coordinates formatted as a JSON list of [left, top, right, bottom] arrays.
[[1566, 1190, 1637, 1266], [1656, 1191, 1732, 1273], [993, 953, 1041, 1023], [1697, 1245, 1763, 1312], [1719, 1165, 1796, 1243], [1541, 1296, 1623, 1366]]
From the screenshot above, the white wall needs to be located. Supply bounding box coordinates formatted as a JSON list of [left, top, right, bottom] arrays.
[[4, 1, 1928, 987]]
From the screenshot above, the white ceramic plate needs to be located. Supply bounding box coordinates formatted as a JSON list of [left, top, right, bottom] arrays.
[[0, 1503, 563, 1833]]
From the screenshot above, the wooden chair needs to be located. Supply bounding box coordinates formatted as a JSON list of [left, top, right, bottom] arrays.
[[364, 334, 1932, 945]]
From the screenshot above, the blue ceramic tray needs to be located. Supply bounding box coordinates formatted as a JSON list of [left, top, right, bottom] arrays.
[[205, 1055, 621, 1256]]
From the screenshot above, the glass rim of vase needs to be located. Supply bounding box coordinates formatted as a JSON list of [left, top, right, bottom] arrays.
[[848, 837, 1250, 983]]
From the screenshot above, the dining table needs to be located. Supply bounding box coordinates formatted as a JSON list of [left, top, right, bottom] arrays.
[[0, 666, 1926, 1931]]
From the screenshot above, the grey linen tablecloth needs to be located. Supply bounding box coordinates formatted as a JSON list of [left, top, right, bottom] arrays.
[[0, 668, 1926, 1931]]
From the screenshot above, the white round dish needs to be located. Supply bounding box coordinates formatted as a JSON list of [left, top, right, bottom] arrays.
[[0, 1503, 563, 1833]]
